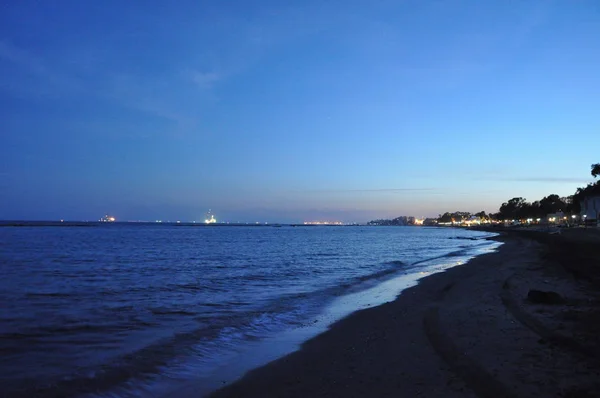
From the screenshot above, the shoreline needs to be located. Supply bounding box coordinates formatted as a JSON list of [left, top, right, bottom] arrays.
[[1, 227, 498, 398], [165, 231, 500, 398], [208, 231, 600, 397]]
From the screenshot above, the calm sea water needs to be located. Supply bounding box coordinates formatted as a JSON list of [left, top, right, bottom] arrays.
[[0, 224, 499, 397]]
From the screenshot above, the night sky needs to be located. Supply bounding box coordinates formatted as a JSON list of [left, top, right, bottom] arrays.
[[1, 1, 599, 223]]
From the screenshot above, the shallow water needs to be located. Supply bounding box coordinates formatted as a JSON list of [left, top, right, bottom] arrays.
[[0, 224, 497, 397]]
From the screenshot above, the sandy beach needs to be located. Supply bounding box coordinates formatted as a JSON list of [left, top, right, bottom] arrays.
[[211, 229, 600, 398]]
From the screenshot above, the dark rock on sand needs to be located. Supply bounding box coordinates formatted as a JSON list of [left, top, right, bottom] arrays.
[[527, 289, 565, 304]]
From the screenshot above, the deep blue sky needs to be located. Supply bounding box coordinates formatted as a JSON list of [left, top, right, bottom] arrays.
[[1, 1, 599, 223]]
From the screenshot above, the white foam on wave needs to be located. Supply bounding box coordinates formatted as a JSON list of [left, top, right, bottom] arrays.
[[87, 231, 502, 398], [104, 237, 504, 398]]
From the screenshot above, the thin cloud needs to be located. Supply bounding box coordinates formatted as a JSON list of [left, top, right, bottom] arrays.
[[472, 174, 592, 184], [303, 188, 436, 193], [501, 177, 590, 184], [0, 41, 199, 136], [0, 41, 43, 72], [0, 40, 84, 98], [192, 71, 220, 89], [103, 74, 202, 136], [0, 172, 12, 188]]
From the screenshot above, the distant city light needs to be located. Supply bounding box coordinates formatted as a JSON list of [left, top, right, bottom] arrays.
[[303, 221, 344, 225]]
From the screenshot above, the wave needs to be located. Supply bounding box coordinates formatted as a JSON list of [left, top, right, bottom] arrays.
[[84, 241, 501, 397], [6, 232, 500, 398], [17, 262, 414, 396], [346, 262, 405, 285], [25, 292, 73, 298], [149, 308, 197, 316], [1, 322, 146, 339], [409, 241, 495, 268], [385, 260, 405, 266]]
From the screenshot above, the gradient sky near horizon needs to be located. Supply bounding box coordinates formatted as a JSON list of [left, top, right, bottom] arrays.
[[1, 1, 599, 223]]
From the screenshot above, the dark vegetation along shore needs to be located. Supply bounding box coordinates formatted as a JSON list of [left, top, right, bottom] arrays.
[[371, 163, 600, 227], [202, 228, 600, 398]]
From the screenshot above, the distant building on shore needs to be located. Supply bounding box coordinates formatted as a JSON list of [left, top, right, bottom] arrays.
[[367, 216, 434, 226], [546, 212, 565, 224], [464, 216, 481, 226], [368, 216, 411, 226], [580, 194, 600, 224]]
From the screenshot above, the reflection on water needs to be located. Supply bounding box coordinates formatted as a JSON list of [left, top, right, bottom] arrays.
[[0, 225, 497, 397]]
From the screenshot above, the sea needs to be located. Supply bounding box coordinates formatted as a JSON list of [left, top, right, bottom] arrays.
[[0, 223, 500, 397]]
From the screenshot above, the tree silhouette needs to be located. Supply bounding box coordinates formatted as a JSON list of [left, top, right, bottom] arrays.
[[539, 194, 566, 215], [592, 163, 600, 178], [499, 197, 527, 220], [474, 211, 487, 219]]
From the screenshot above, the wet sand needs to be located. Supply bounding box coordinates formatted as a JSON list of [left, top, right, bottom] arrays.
[[210, 230, 600, 397]]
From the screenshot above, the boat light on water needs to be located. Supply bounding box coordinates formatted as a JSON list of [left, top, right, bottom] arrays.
[[205, 210, 217, 224], [100, 214, 116, 222]]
